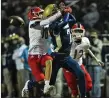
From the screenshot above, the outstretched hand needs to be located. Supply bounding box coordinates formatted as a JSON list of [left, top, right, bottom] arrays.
[[59, 2, 72, 13], [64, 7, 72, 13], [97, 60, 104, 66]]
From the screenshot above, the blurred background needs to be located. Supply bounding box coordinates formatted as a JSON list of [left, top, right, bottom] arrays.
[[1, 0, 109, 98]]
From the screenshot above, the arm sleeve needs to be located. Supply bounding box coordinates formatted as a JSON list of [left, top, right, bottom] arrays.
[[18, 50, 24, 57], [58, 13, 76, 28], [51, 13, 76, 36], [18, 45, 27, 57], [88, 49, 99, 61], [20, 49, 28, 63], [40, 11, 62, 26]]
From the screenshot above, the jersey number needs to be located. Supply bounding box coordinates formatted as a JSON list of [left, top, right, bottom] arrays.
[[67, 29, 72, 43], [74, 49, 83, 59]]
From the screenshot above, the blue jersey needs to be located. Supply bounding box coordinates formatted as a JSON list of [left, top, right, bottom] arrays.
[[50, 13, 76, 55]]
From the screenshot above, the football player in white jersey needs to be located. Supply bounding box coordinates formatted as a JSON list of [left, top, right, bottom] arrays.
[[22, 6, 69, 97], [63, 23, 104, 98], [28, 6, 54, 94], [22, 7, 59, 97]]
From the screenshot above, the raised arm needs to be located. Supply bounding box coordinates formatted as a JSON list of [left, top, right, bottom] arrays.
[[58, 13, 76, 28], [40, 11, 62, 26]]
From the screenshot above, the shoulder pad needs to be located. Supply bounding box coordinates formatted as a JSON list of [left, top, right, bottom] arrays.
[[82, 37, 90, 46]]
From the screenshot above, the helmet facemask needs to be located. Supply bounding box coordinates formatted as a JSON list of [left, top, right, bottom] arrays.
[[72, 29, 85, 43], [33, 11, 43, 19], [71, 23, 85, 43]]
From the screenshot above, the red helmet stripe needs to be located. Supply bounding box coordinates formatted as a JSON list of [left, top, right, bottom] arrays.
[[72, 23, 85, 30]]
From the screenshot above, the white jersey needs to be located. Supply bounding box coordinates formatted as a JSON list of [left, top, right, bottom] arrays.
[[28, 11, 62, 55], [70, 37, 90, 66], [28, 20, 49, 55]]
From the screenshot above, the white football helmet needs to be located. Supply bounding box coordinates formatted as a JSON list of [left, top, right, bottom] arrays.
[[71, 23, 85, 42]]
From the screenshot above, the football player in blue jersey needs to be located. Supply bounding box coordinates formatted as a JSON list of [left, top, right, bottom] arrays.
[[42, 4, 86, 98]]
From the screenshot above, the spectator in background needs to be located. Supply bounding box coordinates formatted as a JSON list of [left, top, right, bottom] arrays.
[[12, 36, 28, 97], [104, 20, 109, 34], [82, 3, 100, 29], [2, 40, 15, 98], [88, 31, 103, 97], [20, 46, 32, 80], [1, 10, 9, 37], [7, 25, 17, 35]]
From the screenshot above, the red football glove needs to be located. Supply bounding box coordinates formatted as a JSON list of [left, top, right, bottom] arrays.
[[64, 7, 72, 13]]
